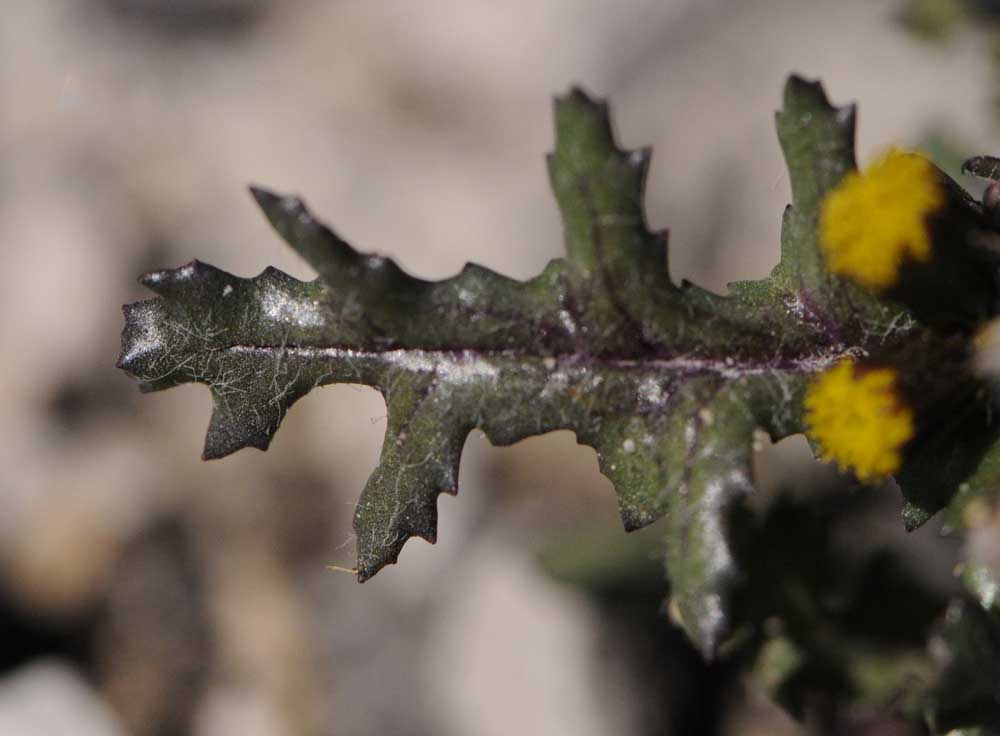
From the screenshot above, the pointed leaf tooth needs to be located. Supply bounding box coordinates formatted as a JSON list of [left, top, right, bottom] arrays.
[[773, 75, 857, 294], [139, 260, 233, 300], [548, 85, 692, 354], [587, 381, 764, 658], [666, 401, 757, 657], [585, 415, 670, 532], [353, 375, 471, 581], [116, 300, 157, 374], [901, 502, 934, 532], [549, 87, 655, 268], [138, 267, 179, 296], [201, 350, 319, 460], [251, 185, 363, 285], [203, 391, 275, 460], [353, 459, 456, 582], [248, 184, 282, 212], [744, 73, 904, 352], [777, 75, 857, 211], [116, 299, 191, 391], [354, 464, 453, 583]]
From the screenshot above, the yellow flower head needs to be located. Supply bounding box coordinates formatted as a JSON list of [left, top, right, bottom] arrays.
[[820, 148, 943, 291], [804, 359, 916, 482]]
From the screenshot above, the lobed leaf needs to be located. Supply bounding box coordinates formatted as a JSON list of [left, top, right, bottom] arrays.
[[119, 76, 917, 656]]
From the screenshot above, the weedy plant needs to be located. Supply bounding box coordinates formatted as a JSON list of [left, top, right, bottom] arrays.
[[118, 76, 1000, 733]]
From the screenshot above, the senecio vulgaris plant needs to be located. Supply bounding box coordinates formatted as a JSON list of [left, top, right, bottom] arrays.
[[118, 76, 1000, 732]]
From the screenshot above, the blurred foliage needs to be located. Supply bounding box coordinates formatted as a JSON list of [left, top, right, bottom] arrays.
[[539, 486, 954, 733], [928, 600, 1000, 733], [899, 0, 1000, 38], [538, 521, 728, 735], [731, 494, 942, 723], [900, 0, 1000, 123], [900, 0, 969, 39]]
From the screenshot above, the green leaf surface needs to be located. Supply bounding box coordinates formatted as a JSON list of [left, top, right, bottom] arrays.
[[938, 436, 1000, 613], [119, 76, 915, 656], [929, 599, 1000, 733], [901, 408, 1000, 531], [945, 436, 1000, 530]]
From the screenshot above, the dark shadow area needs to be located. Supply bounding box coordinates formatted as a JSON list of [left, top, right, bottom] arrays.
[[0, 586, 98, 679], [97, 0, 268, 37]]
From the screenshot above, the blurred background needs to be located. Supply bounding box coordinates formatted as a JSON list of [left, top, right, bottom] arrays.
[[1, 0, 998, 734]]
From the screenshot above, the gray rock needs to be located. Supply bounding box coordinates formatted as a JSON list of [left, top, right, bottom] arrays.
[[0, 660, 124, 736]]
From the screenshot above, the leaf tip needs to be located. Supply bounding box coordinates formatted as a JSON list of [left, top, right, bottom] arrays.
[[782, 74, 831, 110], [552, 85, 613, 145], [353, 525, 438, 583], [354, 548, 400, 584], [138, 268, 176, 298], [619, 506, 658, 533], [138, 260, 231, 299], [201, 390, 290, 461], [902, 501, 934, 531], [556, 85, 605, 109], [778, 74, 855, 129], [116, 303, 139, 372], [201, 430, 271, 462], [248, 184, 280, 211], [117, 299, 172, 384], [250, 185, 314, 232]]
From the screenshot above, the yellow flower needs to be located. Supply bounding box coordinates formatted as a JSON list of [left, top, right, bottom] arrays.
[[819, 148, 943, 291], [804, 359, 916, 482]]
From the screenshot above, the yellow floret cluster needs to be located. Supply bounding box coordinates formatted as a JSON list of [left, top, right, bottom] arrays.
[[804, 359, 916, 482], [819, 148, 943, 291]]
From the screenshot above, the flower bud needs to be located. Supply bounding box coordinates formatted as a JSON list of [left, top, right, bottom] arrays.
[[820, 148, 999, 330], [806, 335, 993, 486]]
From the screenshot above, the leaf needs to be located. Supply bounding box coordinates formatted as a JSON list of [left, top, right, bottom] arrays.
[[899, 406, 1000, 531], [734, 493, 943, 722], [119, 76, 913, 657], [922, 432, 1000, 620], [728, 77, 907, 347], [943, 433, 1000, 528], [928, 599, 1000, 733]]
